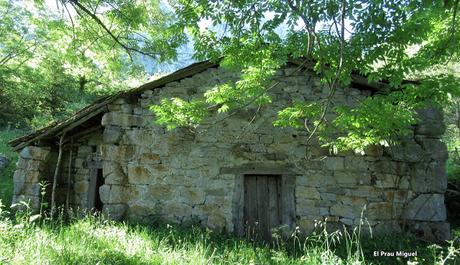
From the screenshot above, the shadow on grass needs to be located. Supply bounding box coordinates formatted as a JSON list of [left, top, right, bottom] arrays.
[[56, 218, 460, 265]]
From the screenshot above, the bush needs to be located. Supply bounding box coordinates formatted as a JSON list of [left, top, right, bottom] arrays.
[[447, 149, 460, 183]]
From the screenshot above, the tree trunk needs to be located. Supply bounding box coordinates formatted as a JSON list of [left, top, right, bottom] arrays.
[[456, 100, 460, 138], [65, 137, 73, 214], [51, 133, 65, 219]]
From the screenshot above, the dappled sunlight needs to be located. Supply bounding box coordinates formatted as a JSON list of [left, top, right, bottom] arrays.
[[0, 211, 458, 264]]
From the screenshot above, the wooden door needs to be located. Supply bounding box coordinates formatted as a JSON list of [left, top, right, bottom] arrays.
[[87, 168, 104, 212], [244, 175, 282, 241]]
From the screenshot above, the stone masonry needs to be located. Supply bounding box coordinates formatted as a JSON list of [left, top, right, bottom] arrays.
[[12, 146, 52, 209], [11, 64, 450, 241]]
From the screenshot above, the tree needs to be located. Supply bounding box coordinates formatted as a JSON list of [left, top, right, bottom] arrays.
[[0, 0, 184, 128], [3, 0, 459, 153], [149, 0, 460, 152]]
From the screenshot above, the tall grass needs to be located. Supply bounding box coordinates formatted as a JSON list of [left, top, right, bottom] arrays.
[[0, 200, 458, 265]]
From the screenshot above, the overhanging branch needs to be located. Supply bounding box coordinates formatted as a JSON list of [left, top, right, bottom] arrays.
[[68, 0, 161, 60]]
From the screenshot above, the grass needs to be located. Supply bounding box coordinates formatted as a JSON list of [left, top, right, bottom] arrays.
[[0, 202, 458, 265], [0, 130, 26, 206]]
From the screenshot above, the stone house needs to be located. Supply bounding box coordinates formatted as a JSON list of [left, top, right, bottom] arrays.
[[9, 59, 450, 241]]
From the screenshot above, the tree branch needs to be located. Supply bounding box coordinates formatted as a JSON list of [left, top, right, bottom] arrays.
[[68, 0, 161, 60], [209, 58, 311, 125], [286, 0, 348, 146]]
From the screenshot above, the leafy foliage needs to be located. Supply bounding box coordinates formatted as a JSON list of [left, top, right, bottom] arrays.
[[150, 98, 208, 130], [2, 0, 459, 152], [149, 0, 460, 152], [330, 94, 416, 152], [0, 0, 184, 129], [0, 130, 24, 206], [273, 101, 324, 129]]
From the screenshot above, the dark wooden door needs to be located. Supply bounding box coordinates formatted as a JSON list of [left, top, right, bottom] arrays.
[[244, 175, 282, 241], [87, 168, 104, 212]]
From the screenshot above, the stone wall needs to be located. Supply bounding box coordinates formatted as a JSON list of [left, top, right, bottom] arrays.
[[12, 146, 52, 210], [11, 64, 449, 241], [12, 130, 103, 212], [96, 65, 449, 240]]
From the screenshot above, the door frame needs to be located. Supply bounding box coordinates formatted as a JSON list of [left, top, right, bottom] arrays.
[[225, 163, 297, 237], [86, 150, 103, 212]]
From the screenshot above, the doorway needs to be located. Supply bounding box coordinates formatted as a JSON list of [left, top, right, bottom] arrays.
[[87, 168, 104, 212], [244, 175, 282, 241]]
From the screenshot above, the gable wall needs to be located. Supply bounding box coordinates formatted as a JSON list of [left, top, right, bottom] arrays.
[[12, 65, 447, 240]]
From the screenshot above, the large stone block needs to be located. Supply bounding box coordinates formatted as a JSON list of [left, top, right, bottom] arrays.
[[139, 153, 161, 165], [367, 202, 401, 220], [99, 184, 137, 204], [13, 182, 40, 196], [344, 157, 370, 172], [344, 186, 377, 197], [101, 112, 146, 127], [124, 129, 155, 146], [19, 146, 51, 161], [24, 170, 40, 183], [372, 221, 402, 236], [415, 137, 448, 161], [403, 194, 446, 221], [363, 145, 384, 157], [334, 171, 360, 185], [337, 195, 367, 206], [296, 199, 319, 216], [410, 161, 447, 193], [296, 172, 336, 187], [121, 104, 133, 114], [385, 190, 410, 203], [101, 144, 135, 161], [296, 217, 319, 234], [127, 165, 152, 184], [374, 160, 409, 175], [330, 203, 362, 219], [102, 203, 127, 221], [374, 174, 409, 189], [387, 139, 425, 162], [405, 221, 450, 241], [164, 201, 192, 219], [127, 204, 159, 222], [415, 106, 445, 137], [77, 146, 92, 155], [99, 184, 111, 204], [16, 158, 42, 171], [207, 212, 228, 231], [325, 157, 344, 171], [148, 185, 173, 200], [12, 169, 26, 183], [103, 162, 127, 184], [103, 126, 123, 144], [205, 187, 228, 197], [296, 186, 320, 200]]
